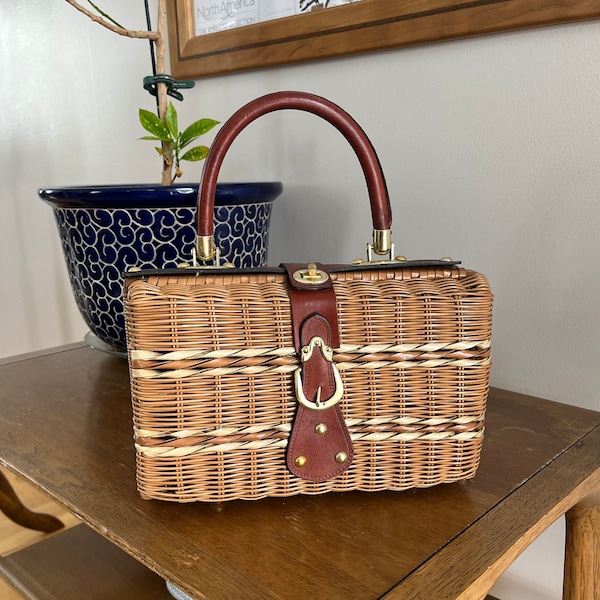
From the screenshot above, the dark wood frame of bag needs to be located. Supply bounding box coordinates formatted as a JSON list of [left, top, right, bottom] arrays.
[[123, 91, 493, 502]]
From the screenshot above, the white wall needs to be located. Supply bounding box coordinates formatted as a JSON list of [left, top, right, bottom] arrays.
[[2, 2, 599, 598]]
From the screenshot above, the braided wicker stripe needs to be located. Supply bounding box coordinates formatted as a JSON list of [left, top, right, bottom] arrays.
[[130, 339, 491, 378], [125, 266, 493, 502], [131, 358, 490, 379], [136, 417, 485, 458], [137, 431, 484, 458], [131, 339, 490, 362], [135, 413, 484, 440]]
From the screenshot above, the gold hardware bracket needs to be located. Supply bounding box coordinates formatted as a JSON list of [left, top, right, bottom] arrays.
[[351, 230, 401, 265], [196, 235, 216, 262], [372, 229, 392, 255], [353, 240, 402, 266], [352, 254, 455, 266], [186, 246, 234, 270], [367, 240, 395, 263]]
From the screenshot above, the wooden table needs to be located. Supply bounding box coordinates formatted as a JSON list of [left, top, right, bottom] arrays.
[[0, 343, 599, 599]]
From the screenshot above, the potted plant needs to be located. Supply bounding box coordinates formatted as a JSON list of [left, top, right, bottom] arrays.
[[40, 0, 282, 354]]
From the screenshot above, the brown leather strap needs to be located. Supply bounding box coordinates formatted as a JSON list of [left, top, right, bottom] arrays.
[[197, 91, 391, 237], [287, 399, 354, 482], [283, 263, 340, 351], [283, 264, 353, 482]]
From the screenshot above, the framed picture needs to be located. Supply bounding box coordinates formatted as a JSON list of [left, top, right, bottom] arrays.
[[167, 0, 600, 79]]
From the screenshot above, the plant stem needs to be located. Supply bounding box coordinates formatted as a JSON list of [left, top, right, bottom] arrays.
[[64, 0, 159, 40], [154, 0, 173, 185], [66, 0, 174, 184]]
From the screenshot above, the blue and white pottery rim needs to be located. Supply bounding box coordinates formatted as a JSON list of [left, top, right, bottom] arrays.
[[166, 581, 195, 600], [42, 182, 282, 352], [38, 182, 283, 209]]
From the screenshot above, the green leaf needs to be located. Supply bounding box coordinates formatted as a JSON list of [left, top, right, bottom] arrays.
[[139, 135, 164, 141], [180, 145, 210, 162], [179, 119, 219, 149], [165, 102, 178, 139], [139, 109, 171, 142]]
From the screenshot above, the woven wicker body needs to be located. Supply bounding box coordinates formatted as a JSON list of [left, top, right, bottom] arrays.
[[125, 265, 492, 502]]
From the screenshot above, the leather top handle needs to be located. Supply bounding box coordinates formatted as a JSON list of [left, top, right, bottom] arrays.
[[196, 91, 392, 262]]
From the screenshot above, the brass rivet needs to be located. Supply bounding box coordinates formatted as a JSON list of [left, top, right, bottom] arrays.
[[441, 256, 453, 262], [335, 452, 348, 464], [395, 255, 408, 262], [352, 258, 364, 265], [128, 266, 142, 272], [294, 456, 307, 468], [315, 423, 327, 436]]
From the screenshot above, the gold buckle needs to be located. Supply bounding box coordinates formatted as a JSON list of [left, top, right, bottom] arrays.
[[294, 337, 343, 411]]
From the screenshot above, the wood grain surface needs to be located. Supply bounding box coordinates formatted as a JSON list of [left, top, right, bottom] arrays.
[[0, 525, 172, 599]]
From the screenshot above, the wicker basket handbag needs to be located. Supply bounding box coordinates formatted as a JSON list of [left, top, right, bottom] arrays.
[[123, 91, 493, 503]]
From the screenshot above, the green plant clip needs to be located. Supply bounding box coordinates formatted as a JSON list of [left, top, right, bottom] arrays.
[[143, 74, 195, 102]]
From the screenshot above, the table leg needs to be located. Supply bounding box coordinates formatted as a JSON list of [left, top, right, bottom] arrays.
[[563, 493, 600, 600], [0, 470, 64, 533]]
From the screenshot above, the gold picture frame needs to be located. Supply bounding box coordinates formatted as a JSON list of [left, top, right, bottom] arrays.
[[167, 0, 600, 79]]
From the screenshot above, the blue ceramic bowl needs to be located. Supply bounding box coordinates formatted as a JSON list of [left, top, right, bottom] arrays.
[[40, 183, 282, 352]]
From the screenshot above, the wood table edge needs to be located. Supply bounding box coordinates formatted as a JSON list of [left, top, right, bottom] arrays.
[[382, 424, 600, 599], [0, 343, 86, 367]]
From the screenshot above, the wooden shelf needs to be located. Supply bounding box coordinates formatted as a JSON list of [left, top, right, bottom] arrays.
[[0, 525, 171, 599], [0, 521, 502, 599]]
